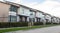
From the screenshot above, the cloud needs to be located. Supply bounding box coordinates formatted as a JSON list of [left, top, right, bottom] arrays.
[[13, 0, 20, 3], [5, 0, 21, 3], [21, 2, 38, 7], [22, 0, 60, 17], [0, 0, 3, 1], [0, 0, 20, 3], [38, 1, 60, 17]]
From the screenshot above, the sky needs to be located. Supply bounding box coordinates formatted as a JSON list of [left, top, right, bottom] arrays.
[[0, 0, 60, 17]]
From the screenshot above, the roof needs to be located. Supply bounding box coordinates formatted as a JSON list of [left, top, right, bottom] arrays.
[[0, 1, 44, 13], [0, 1, 20, 7], [1, 1, 58, 18], [21, 4, 45, 13]]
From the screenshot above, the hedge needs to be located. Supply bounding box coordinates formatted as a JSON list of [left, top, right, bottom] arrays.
[[0, 22, 28, 28], [34, 22, 43, 25], [46, 22, 51, 25], [0, 22, 56, 28]]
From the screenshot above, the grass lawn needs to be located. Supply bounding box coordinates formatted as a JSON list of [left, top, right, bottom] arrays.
[[0, 24, 59, 33]]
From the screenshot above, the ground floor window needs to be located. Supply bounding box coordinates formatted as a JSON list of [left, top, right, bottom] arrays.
[[8, 15, 17, 22]]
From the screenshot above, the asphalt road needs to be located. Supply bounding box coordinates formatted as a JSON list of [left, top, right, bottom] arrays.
[[6, 25, 60, 33]]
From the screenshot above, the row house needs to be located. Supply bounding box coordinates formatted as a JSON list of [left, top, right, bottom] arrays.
[[51, 16, 57, 23], [17, 5, 31, 22], [56, 17, 60, 24], [35, 10, 45, 22], [0, 1, 45, 22], [59, 19, 60, 24], [18, 4, 45, 22], [42, 13, 52, 23], [0, 1, 20, 22], [0, 1, 60, 24], [44, 13, 51, 23], [51, 16, 60, 24], [18, 5, 45, 22], [29, 9, 36, 22]]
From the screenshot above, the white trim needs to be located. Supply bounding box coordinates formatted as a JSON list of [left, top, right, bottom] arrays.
[[17, 16, 20, 22], [9, 11, 16, 16]]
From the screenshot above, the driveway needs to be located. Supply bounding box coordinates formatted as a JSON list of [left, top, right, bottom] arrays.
[[6, 25, 60, 33]]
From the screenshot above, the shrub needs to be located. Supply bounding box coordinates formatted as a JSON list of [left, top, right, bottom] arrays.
[[34, 22, 43, 25], [0, 22, 45, 28], [53, 23, 58, 24], [46, 22, 51, 25], [0, 22, 28, 28]]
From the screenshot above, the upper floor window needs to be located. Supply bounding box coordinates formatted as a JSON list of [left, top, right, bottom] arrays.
[[30, 10, 34, 15], [22, 8, 25, 14], [10, 5, 18, 12]]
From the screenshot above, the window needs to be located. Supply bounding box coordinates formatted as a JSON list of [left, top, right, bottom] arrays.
[[10, 5, 18, 12], [22, 9, 24, 14], [30, 10, 33, 15], [8, 15, 17, 22]]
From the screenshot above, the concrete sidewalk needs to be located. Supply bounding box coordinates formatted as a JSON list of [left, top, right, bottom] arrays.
[[6, 25, 60, 33]]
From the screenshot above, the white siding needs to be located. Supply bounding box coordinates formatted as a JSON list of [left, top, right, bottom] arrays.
[[56, 18, 59, 23], [52, 18, 57, 23], [17, 16, 20, 22], [30, 11, 35, 18], [27, 17, 29, 22], [18, 7, 30, 16], [41, 15, 45, 19], [36, 12, 44, 18], [9, 11, 16, 16], [45, 15, 51, 22], [36, 12, 40, 18]]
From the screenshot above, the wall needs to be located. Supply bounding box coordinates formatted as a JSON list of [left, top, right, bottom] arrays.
[[0, 2, 10, 22], [36, 12, 44, 18], [18, 6, 30, 16], [30, 11, 35, 18], [45, 15, 51, 22], [52, 18, 57, 23]]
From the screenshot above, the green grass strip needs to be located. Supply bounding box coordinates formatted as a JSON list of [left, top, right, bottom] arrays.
[[0, 24, 59, 33]]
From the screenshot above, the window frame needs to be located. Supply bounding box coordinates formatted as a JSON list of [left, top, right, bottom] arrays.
[[10, 5, 18, 12], [8, 15, 17, 22]]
